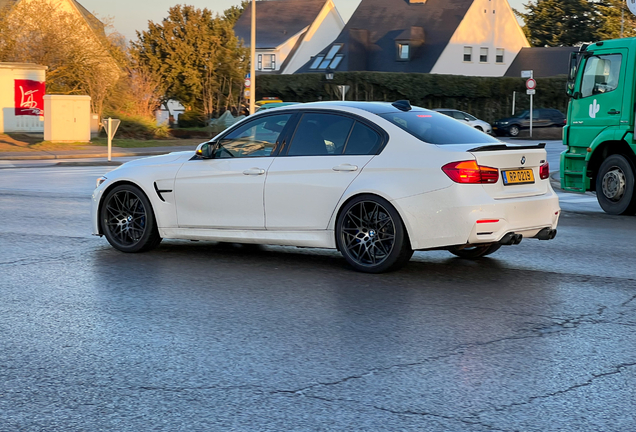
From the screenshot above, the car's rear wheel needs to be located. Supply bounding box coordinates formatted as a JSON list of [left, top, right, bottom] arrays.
[[475, 126, 483, 132], [336, 195, 413, 273], [100, 184, 162, 252], [508, 125, 520, 137], [595, 154, 636, 215], [449, 243, 501, 259]]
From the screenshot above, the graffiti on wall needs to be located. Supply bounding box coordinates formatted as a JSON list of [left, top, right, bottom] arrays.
[[14, 80, 45, 116]]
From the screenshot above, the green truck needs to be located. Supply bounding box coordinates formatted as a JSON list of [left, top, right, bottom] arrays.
[[561, 38, 636, 214]]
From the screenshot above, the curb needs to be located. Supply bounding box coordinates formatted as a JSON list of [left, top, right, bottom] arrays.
[[0, 149, 179, 161]]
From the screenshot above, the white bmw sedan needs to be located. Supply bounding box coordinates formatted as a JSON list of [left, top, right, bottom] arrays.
[[92, 101, 560, 273]]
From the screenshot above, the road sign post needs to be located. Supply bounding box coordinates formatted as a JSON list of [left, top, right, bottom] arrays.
[[524, 71, 535, 137], [101, 117, 121, 162], [337, 85, 350, 101]]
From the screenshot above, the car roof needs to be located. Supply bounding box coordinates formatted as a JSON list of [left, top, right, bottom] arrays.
[[268, 101, 429, 115]]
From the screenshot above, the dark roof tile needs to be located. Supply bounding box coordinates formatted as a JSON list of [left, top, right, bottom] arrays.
[[504, 47, 578, 78], [296, 0, 474, 73], [234, 0, 327, 49]]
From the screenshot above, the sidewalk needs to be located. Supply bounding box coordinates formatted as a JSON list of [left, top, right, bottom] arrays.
[[0, 145, 195, 161]]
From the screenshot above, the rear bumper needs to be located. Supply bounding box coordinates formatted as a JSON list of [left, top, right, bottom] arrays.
[[392, 184, 560, 250]]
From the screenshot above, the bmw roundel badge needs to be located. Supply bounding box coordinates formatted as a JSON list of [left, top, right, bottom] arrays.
[[521, 156, 526, 165]]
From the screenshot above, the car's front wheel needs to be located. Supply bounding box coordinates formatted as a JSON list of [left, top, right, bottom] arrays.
[[508, 125, 520, 137], [100, 184, 162, 252], [336, 195, 413, 273], [595, 154, 636, 215], [475, 126, 483, 132]]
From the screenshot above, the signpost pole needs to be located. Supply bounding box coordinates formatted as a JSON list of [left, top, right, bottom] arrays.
[[512, 91, 516, 116], [530, 71, 533, 138], [249, 0, 256, 115], [108, 117, 112, 162]]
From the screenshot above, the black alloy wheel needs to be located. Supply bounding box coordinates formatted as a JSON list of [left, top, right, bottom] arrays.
[[595, 154, 636, 215], [336, 195, 413, 273], [100, 184, 162, 252], [449, 243, 501, 259]]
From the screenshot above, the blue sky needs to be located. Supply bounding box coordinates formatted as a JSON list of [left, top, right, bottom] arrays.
[[78, 0, 527, 42]]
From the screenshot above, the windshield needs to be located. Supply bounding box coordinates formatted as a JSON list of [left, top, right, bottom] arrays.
[[379, 111, 499, 145]]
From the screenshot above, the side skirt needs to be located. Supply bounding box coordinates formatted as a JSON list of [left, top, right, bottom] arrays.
[[158, 228, 336, 249]]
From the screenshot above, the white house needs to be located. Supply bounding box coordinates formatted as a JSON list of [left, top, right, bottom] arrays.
[[296, 0, 530, 77], [233, 0, 345, 75]]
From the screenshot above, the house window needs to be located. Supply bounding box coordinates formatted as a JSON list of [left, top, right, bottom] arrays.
[[398, 43, 410, 60], [310, 56, 324, 69], [257, 54, 262, 70], [496, 48, 504, 63], [260, 54, 276, 70], [480, 47, 488, 63], [309, 45, 343, 70], [463, 46, 472, 62]]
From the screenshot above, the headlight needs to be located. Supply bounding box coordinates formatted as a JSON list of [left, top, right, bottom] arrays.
[[96, 176, 107, 188], [501, 121, 509, 125]]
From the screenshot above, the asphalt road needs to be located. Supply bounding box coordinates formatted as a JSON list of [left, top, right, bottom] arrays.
[[1, 155, 635, 431]]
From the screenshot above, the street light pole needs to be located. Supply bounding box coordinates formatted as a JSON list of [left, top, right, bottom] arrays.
[[250, 0, 256, 115]]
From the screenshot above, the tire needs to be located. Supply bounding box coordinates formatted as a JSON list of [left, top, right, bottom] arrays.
[[336, 195, 413, 273], [508, 125, 520, 137], [475, 126, 483, 132], [100, 184, 162, 252], [449, 243, 501, 259], [595, 154, 636, 215]]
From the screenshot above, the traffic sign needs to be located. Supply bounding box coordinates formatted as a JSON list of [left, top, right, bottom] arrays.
[[527, 89, 536, 95], [526, 78, 536, 90], [244, 90, 251, 97], [521, 70, 533, 78], [244, 79, 251, 88]]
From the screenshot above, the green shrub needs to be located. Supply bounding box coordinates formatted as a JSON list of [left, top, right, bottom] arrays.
[[101, 112, 169, 139], [257, 72, 569, 123], [178, 110, 207, 128]]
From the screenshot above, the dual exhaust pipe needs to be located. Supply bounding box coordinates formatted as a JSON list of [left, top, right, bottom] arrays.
[[499, 228, 557, 245]]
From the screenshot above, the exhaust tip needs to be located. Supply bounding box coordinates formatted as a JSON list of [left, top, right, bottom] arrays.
[[535, 228, 557, 241]]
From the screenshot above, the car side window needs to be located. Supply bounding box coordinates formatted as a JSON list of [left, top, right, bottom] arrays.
[[287, 113, 354, 156], [451, 111, 466, 120], [215, 114, 291, 158], [343, 122, 382, 155]]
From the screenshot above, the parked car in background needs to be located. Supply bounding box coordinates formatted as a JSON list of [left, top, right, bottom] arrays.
[[255, 97, 283, 107], [432, 109, 492, 134], [255, 102, 300, 112], [493, 109, 566, 137]]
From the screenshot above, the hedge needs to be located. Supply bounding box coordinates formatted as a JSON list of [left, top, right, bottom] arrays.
[[256, 72, 569, 123]]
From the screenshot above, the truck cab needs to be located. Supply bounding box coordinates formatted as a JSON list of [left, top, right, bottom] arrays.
[[561, 38, 636, 214]]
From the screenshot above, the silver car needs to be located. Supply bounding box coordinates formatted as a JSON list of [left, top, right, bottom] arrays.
[[432, 109, 492, 134]]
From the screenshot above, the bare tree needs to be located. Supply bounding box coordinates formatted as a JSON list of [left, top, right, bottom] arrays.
[[0, 0, 122, 117]]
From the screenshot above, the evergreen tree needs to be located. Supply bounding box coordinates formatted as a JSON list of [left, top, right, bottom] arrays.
[[518, 0, 599, 46], [132, 5, 248, 118]]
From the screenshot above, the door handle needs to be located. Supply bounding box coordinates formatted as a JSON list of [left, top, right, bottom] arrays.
[[332, 164, 358, 172], [608, 109, 621, 115], [243, 168, 265, 175]]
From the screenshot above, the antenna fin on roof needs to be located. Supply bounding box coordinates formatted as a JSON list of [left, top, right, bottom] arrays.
[[392, 100, 412, 111]]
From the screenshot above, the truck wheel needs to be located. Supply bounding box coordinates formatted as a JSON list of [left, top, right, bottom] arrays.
[[508, 125, 520, 137], [595, 154, 636, 215]]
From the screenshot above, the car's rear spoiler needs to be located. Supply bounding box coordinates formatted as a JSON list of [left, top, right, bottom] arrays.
[[468, 143, 546, 152]]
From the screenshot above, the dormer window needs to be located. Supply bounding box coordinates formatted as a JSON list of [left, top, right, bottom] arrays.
[[398, 43, 410, 60], [309, 44, 344, 70]]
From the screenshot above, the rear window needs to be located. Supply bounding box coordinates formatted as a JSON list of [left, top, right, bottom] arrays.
[[379, 111, 499, 145]]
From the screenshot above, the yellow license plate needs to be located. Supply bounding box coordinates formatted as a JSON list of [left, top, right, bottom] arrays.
[[502, 169, 534, 185]]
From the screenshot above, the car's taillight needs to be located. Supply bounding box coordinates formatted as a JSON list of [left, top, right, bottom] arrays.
[[540, 162, 549, 180], [442, 160, 499, 184]]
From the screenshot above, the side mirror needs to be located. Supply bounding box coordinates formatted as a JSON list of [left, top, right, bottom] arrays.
[[195, 142, 214, 159]]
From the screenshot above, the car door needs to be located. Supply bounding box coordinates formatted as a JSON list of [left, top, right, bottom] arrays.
[[174, 113, 293, 229], [264, 111, 384, 230], [569, 51, 626, 148]]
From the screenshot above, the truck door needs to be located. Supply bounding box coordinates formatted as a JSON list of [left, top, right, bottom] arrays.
[[568, 50, 626, 149]]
